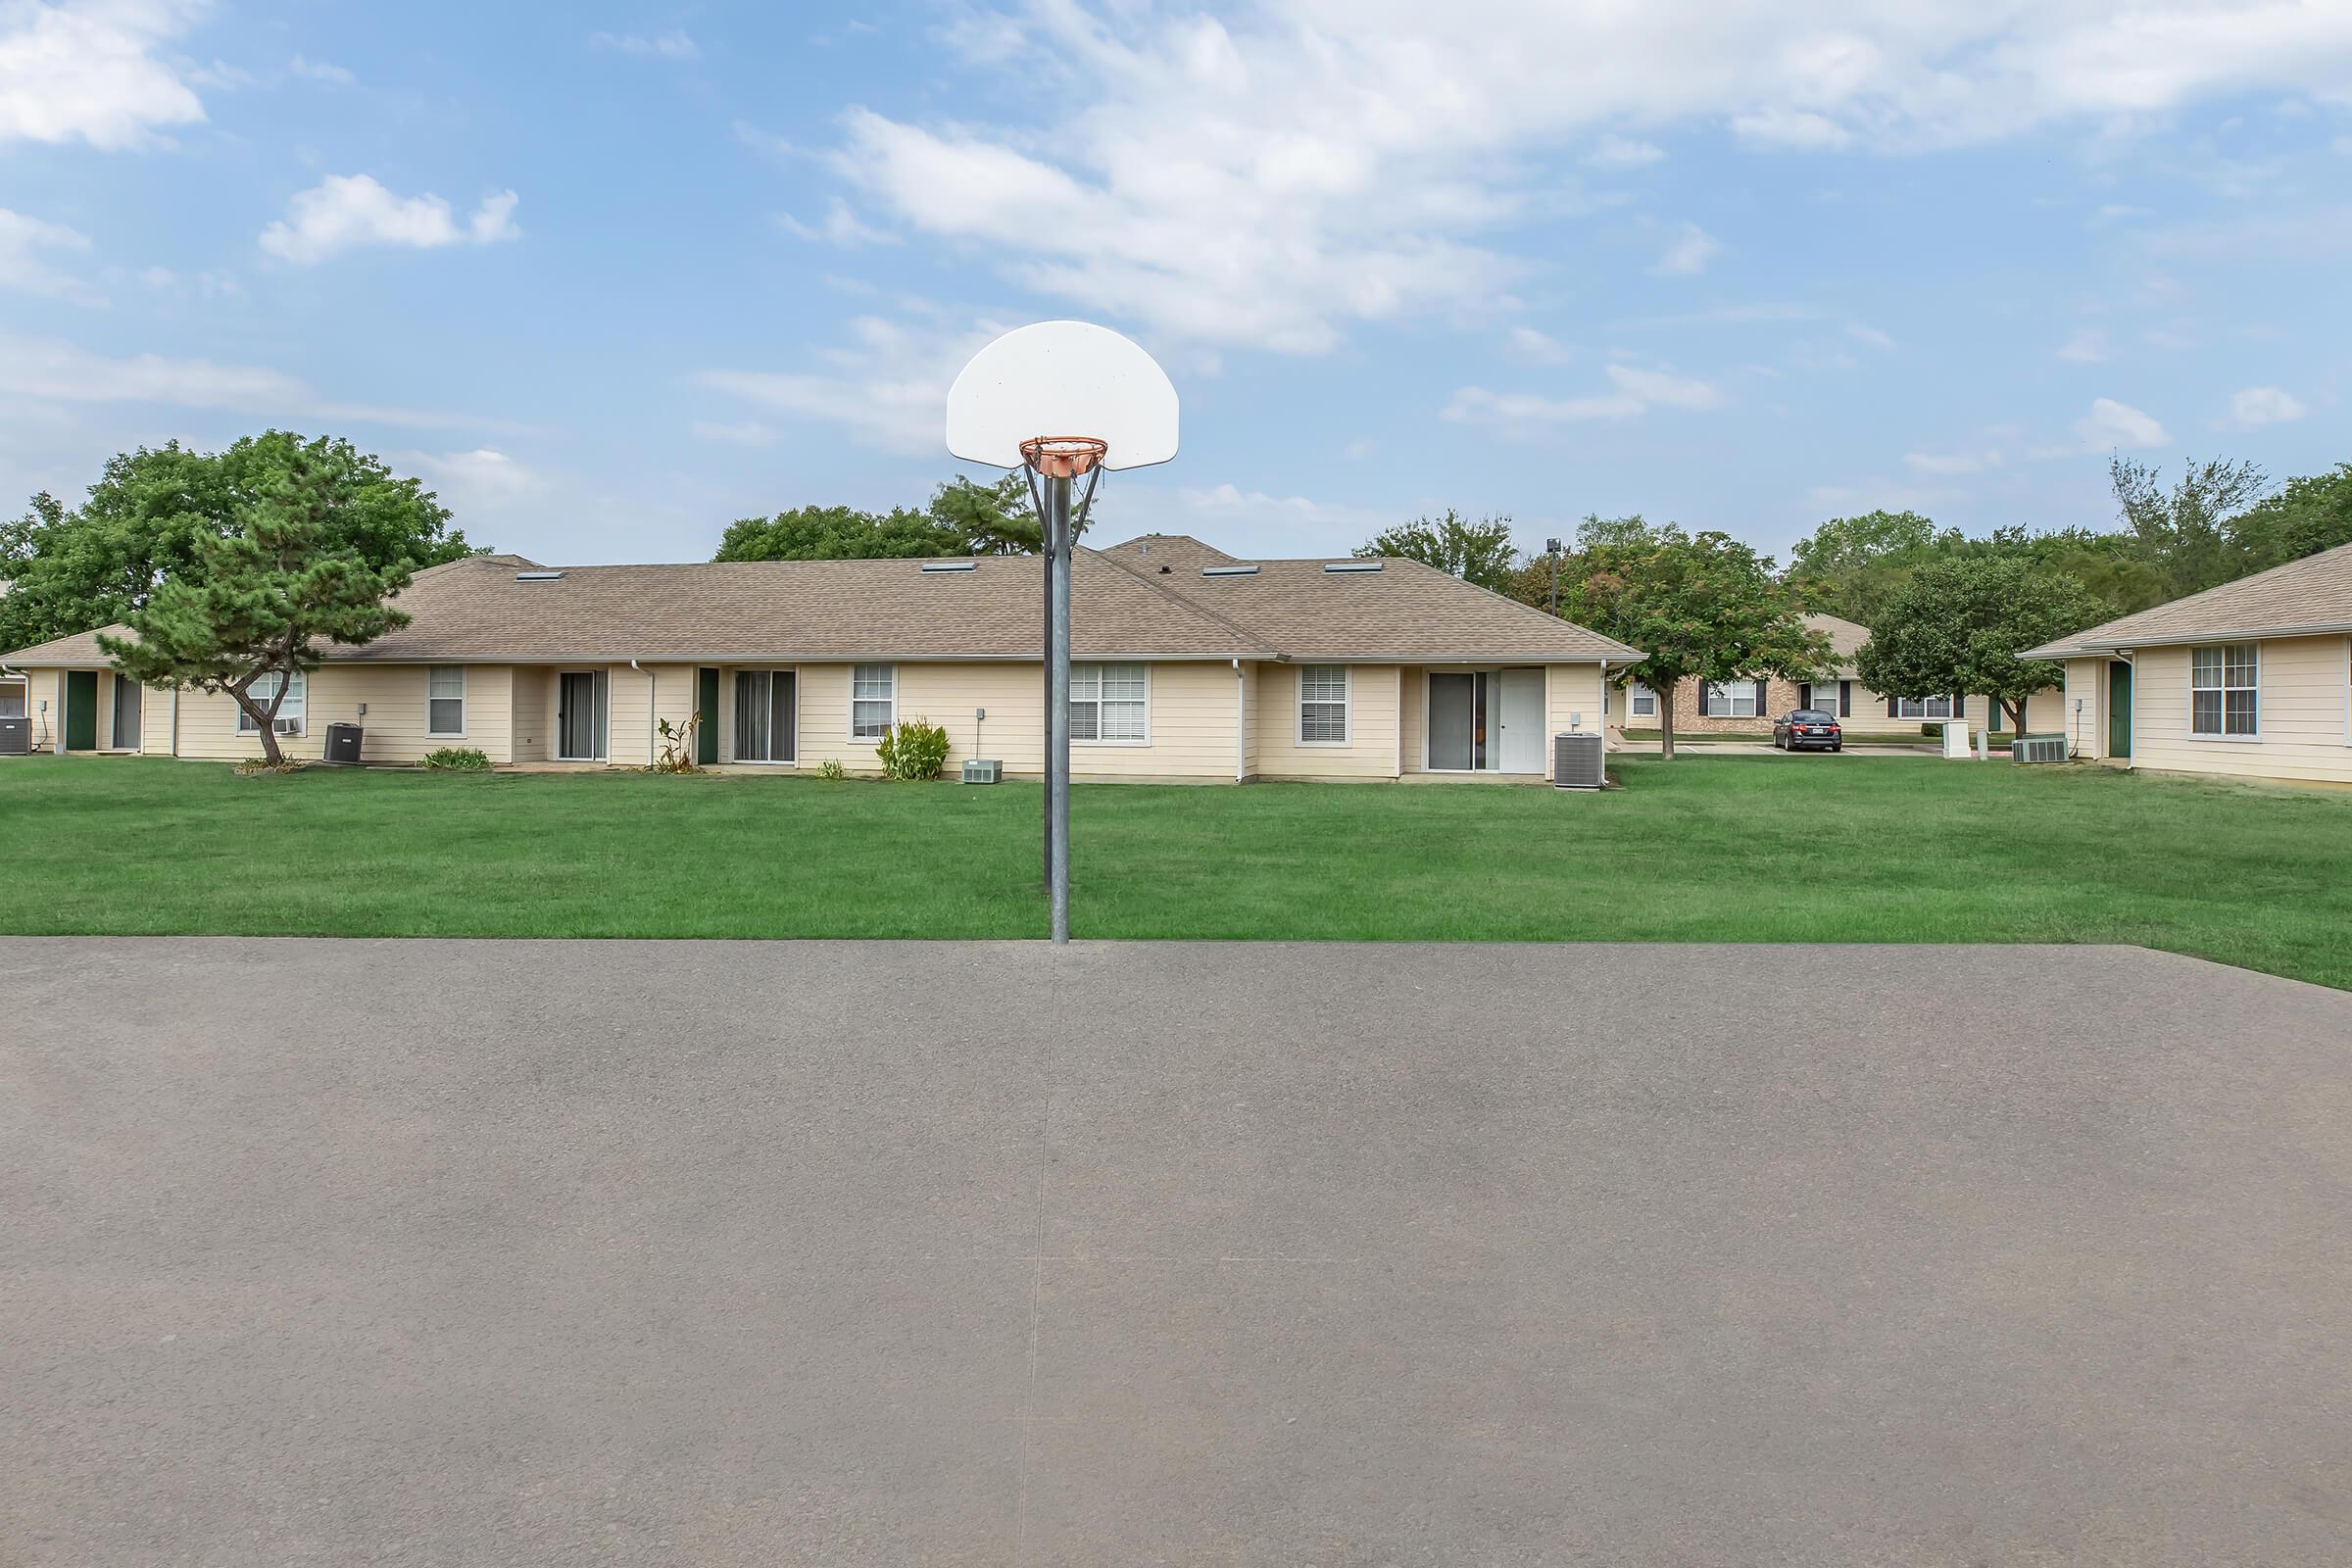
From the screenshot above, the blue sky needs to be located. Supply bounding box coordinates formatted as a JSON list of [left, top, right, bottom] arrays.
[[3, 1, 2348, 568]]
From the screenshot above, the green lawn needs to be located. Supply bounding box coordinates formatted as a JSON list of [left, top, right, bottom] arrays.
[[3, 754, 2348, 989]]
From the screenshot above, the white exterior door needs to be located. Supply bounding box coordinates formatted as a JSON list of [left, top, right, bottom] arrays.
[[1497, 667, 1544, 772]]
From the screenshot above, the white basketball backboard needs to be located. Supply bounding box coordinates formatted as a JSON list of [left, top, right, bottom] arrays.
[[946, 320, 1178, 471]]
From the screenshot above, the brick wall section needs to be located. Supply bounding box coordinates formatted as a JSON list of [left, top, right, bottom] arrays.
[[1627, 675, 1840, 734]]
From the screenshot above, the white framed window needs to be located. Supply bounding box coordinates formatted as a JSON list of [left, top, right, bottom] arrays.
[[1629, 682, 1657, 717], [1071, 662, 1149, 743], [851, 662, 896, 739], [2190, 643, 2257, 737], [1896, 695, 1955, 720], [0, 680, 24, 720], [237, 669, 306, 735], [426, 666, 466, 736], [1298, 664, 1349, 743], [1701, 681, 1759, 718]]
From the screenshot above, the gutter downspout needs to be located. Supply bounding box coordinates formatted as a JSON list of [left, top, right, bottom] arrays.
[[2113, 650, 2134, 769], [631, 659, 655, 768], [1233, 658, 1246, 783]]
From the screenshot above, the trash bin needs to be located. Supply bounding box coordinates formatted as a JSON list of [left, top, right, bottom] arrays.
[[322, 721, 364, 765]]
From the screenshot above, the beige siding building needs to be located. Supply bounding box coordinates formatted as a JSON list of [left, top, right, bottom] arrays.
[[1616, 612, 2061, 737], [1, 537, 1642, 784], [2023, 541, 2352, 786]]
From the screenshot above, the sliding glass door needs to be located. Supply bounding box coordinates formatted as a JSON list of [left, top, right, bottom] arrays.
[[733, 669, 797, 762], [558, 670, 607, 760], [1428, 672, 1487, 771]]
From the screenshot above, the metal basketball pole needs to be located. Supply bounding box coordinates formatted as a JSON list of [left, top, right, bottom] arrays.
[[1041, 514, 1056, 896], [1045, 473, 1073, 945]]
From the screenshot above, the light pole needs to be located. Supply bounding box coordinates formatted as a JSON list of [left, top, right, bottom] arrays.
[[1545, 537, 1562, 617]]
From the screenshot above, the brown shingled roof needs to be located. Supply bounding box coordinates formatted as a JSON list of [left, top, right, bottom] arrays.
[[1139, 553, 1644, 662], [2020, 540, 2352, 657], [3, 538, 1644, 666]]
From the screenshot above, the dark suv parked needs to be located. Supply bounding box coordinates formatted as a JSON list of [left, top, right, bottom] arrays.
[[1772, 709, 1843, 752]]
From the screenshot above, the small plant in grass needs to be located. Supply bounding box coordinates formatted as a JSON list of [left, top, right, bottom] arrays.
[[234, 756, 305, 776], [817, 758, 847, 781], [422, 746, 489, 770], [876, 718, 950, 781], [652, 713, 701, 773]]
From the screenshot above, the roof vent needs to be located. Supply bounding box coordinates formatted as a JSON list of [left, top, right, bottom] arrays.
[[1201, 564, 1260, 576], [515, 570, 564, 581], [920, 561, 977, 573], [1323, 561, 1383, 573]]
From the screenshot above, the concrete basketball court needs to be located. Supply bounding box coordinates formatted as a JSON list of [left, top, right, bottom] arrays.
[[5, 938, 2349, 1565]]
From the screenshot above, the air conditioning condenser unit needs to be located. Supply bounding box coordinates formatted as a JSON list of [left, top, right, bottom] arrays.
[[1552, 732, 1604, 790], [2013, 734, 2068, 764], [961, 759, 1003, 784]]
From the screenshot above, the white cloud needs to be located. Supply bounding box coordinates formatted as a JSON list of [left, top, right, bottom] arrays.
[[1343, 436, 1374, 460], [0, 0, 209, 148], [2073, 397, 2169, 451], [823, 4, 2352, 355], [1654, 221, 1721, 275], [0, 332, 485, 427], [289, 54, 354, 85], [693, 310, 1008, 455], [1446, 363, 1725, 430], [1731, 107, 1853, 150], [1903, 448, 2001, 475], [589, 29, 698, 60], [777, 199, 898, 247], [1504, 325, 1575, 364], [691, 419, 779, 448], [1584, 134, 1664, 169], [2056, 327, 2108, 363], [406, 448, 544, 508], [0, 208, 104, 305], [259, 175, 520, 264], [1844, 321, 1894, 351], [2229, 385, 2306, 425]]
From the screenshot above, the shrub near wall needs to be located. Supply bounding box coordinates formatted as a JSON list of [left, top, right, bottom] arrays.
[[876, 718, 950, 780]]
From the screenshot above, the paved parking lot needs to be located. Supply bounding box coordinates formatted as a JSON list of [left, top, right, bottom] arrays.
[[5, 938, 2349, 1565]]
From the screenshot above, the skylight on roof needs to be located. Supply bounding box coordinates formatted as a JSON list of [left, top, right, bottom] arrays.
[[919, 561, 977, 572], [515, 570, 564, 581], [1323, 561, 1383, 573], [1201, 564, 1259, 576]]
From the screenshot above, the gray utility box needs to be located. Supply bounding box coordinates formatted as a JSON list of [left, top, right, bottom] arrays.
[[321, 721, 364, 766], [2013, 733, 2068, 764], [0, 716, 27, 756], [961, 759, 1003, 785], [1552, 732, 1604, 790]]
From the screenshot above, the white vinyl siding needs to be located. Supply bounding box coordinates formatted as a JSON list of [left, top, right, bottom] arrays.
[[1298, 665, 1349, 744], [1897, 695, 1956, 719], [851, 663, 896, 739], [2190, 644, 2258, 737], [1071, 662, 1148, 743], [426, 666, 466, 736], [236, 669, 306, 735]]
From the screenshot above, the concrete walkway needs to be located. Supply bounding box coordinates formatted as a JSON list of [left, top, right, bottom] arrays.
[[5, 939, 2348, 1565]]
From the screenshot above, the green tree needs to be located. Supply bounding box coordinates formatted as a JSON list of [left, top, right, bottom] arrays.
[[1, 432, 469, 655], [2109, 456, 2270, 603], [100, 442, 429, 765], [927, 472, 1057, 554], [1785, 509, 1950, 625], [713, 505, 966, 562], [1855, 555, 2108, 738], [1554, 514, 1830, 760], [2228, 463, 2352, 574], [1356, 510, 1520, 590]]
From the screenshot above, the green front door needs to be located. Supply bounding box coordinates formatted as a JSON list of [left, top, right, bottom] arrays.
[[697, 668, 719, 764], [64, 670, 98, 751], [2107, 660, 2132, 760]]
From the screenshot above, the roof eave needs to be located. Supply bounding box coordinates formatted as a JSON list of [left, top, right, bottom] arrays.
[[2021, 618, 2352, 661]]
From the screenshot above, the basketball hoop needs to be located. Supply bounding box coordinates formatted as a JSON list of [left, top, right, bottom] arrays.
[[1018, 435, 1108, 478], [946, 322, 1180, 946]]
